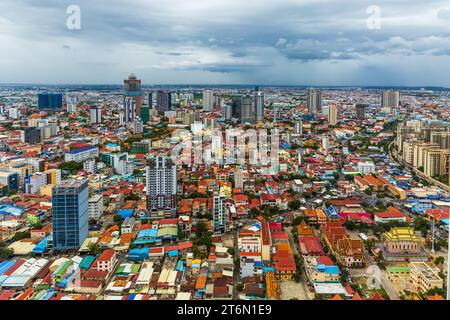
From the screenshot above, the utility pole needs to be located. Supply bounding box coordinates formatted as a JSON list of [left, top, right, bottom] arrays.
[[431, 219, 435, 254]]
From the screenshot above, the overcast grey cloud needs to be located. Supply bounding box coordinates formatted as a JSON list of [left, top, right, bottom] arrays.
[[1, 0, 450, 86]]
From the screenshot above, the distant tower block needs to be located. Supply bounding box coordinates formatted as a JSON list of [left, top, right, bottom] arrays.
[[124, 73, 143, 117]]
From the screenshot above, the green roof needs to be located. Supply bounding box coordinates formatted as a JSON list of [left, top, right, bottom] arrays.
[[131, 263, 141, 274]]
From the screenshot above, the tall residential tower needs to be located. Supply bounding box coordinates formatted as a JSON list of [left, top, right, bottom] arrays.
[[52, 179, 89, 251]]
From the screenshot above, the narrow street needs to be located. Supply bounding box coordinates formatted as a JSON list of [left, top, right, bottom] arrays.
[[285, 226, 311, 300]]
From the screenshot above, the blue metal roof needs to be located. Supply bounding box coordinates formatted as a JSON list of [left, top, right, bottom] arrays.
[[32, 236, 49, 254], [118, 209, 134, 219], [66, 146, 98, 155], [0, 260, 16, 276]]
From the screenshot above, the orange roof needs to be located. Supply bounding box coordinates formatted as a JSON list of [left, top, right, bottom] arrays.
[[426, 293, 444, 300], [351, 292, 362, 300], [98, 249, 115, 262], [195, 276, 207, 290]]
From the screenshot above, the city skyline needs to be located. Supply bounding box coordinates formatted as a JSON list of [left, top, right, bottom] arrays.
[[1, 0, 450, 86]]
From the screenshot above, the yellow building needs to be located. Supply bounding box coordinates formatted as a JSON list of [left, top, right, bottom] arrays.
[[410, 262, 443, 294], [265, 270, 280, 300], [46, 169, 61, 185], [386, 265, 410, 284], [315, 209, 327, 225], [40, 184, 54, 197], [381, 227, 428, 262]]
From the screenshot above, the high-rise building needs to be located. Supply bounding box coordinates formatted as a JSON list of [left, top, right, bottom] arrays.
[[132, 117, 144, 134], [356, 104, 366, 119], [322, 136, 329, 151], [156, 91, 172, 115], [146, 156, 177, 217], [203, 90, 214, 112], [118, 110, 125, 126], [90, 105, 102, 125], [240, 95, 255, 124], [231, 97, 242, 119], [255, 87, 265, 122], [306, 89, 322, 114], [213, 191, 227, 234], [295, 121, 303, 135], [124, 98, 136, 123], [46, 168, 62, 185], [234, 169, 244, 189], [0, 172, 19, 192], [222, 105, 232, 121], [24, 172, 47, 195], [124, 73, 143, 116], [147, 92, 153, 108], [52, 179, 89, 251], [140, 106, 150, 124], [22, 127, 41, 144], [83, 159, 96, 174], [88, 194, 104, 221], [328, 105, 337, 125], [38, 93, 63, 111], [8, 107, 20, 119], [381, 90, 400, 111]]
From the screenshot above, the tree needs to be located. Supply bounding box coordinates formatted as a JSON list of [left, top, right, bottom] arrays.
[[194, 221, 212, 250], [250, 208, 259, 217], [292, 216, 305, 226], [435, 256, 445, 266], [58, 161, 83, 175], [0, 241, 14, 260], [87, 242, 101, 255], [413, 216, 430, 237], [113, 215, 123, 223], [344, 220, 356, 231], [13, 231, 30, 241], [288, 200, 301, 211]]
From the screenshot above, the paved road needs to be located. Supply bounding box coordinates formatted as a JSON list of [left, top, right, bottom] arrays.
[[285, 227, 311, 300], [348, 252, 399, 300], [232, 231, 239, 299]]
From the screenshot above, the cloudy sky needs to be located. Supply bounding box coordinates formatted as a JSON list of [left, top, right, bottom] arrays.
[[1, 0, 450, 86]]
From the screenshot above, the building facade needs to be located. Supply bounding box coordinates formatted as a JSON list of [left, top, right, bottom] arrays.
[[146, 156, 177, 218], [52, 179, 89, 251]]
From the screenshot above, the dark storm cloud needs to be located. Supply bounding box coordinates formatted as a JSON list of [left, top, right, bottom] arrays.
[[1, 0, 450, 85]]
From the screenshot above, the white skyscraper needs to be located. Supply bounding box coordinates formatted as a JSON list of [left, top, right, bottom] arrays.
[[203, 90, 214, 112], [295, 121, 303, 135], [124, 98, 136, 123], [213, 191, 227, 234]]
